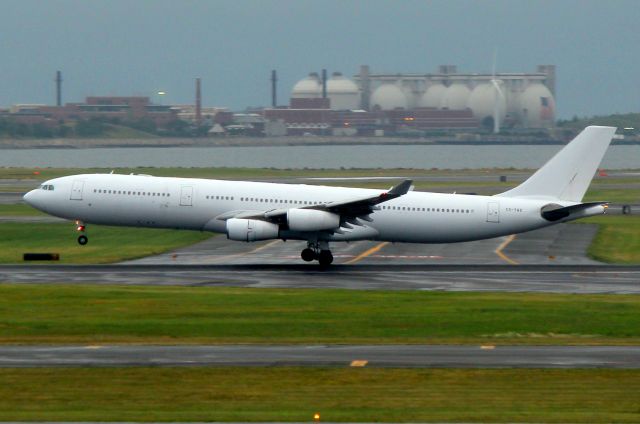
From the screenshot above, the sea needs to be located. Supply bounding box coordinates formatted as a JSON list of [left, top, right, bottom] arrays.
[[0, 144, 638, 169]]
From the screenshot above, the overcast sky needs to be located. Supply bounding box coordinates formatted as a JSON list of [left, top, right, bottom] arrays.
[[1, 0, 638, 118]]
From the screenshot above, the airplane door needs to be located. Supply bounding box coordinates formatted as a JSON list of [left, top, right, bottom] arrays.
[[487, 201, 500, 223], [70, 180, 84, 200], [180, 186, 193, 206]]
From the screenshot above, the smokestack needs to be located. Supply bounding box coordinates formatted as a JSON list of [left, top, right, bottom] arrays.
[[271, 70, 277, 108], [55, 71, 62, 106], [195, 78, 202, 126], [321, 69, 327, 98], [359, 65, 370, 111]]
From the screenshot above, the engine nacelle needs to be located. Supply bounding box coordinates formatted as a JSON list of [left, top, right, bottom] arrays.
[[287, 208, 340, 232], [226, 218, 279, 242]]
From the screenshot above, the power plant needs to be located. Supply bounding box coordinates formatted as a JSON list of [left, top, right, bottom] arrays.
[[288, 64, 556, 131], [2, 65, 558, 139]]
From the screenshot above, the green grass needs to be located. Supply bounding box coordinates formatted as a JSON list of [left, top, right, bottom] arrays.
[[0, 203, 46, 216], [0, 285, 639, 344], [583, 188, 640, 203], [0, 223, 210, 264], [0, 367, 638, 422], [580, 215, 640, 263]]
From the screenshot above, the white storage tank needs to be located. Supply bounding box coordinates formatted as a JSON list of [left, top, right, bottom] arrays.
[[418, 83, 447, 108], [326, 72, 360, 110], [370, 84, 408, 110], [467, 82, 507, 125], [291, 73, 321, 98], [519, 82, 556, 128], [440, 82, 471, 110]]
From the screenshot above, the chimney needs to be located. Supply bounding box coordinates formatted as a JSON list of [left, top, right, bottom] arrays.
[[195, 78, 202, 126], [359, 65, 370, 110], [271, 70, 277, 107], [55, 71, 62, 106], [321, 68, 327, 98]]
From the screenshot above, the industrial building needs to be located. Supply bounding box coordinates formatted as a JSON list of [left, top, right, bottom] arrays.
[[6, 96, 177, 128], [263, 65, 556, 136]]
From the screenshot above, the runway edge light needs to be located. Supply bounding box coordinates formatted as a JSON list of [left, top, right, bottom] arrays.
[[313, 412, 320, 422]]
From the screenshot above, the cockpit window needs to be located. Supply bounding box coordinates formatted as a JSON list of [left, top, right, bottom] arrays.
[[39, 184, 55, 191]]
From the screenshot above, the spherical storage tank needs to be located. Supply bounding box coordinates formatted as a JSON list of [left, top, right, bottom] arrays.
[[370, 84, 408, 110], [467, 83, 506, 124], [519, 83, 555, 128], [291, 73, 321, 98], [418, 83, 447, 108], [439, 83, 471, 110], [327, 72, 360, 110]]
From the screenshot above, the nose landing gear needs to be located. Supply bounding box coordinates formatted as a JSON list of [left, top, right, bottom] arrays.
[[300, 241, 333, 266], [76, 220, 88, 245]]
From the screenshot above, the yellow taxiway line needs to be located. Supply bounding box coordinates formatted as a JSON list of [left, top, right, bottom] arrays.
[[494, 234, 519, 265], [344, 242, 389, 265]]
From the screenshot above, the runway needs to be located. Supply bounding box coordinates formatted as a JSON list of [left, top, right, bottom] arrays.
[[1, 263, 639, 293], [1, 345, 639, 368]]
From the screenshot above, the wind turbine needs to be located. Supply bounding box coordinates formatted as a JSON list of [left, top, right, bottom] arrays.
[[490, 51, 505, 134]]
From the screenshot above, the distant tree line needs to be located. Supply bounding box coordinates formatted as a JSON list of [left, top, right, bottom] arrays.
[[0, 116, 200, 138]]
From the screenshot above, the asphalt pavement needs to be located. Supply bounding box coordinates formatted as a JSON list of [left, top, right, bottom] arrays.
[[1, 345, 638, 368]]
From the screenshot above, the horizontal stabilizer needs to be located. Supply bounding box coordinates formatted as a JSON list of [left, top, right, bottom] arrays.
[[541, 201, 608, 222]]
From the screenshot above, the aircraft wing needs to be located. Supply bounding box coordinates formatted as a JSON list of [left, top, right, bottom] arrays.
[[216, 179, 413, 223], [317, 178, 413, 217]]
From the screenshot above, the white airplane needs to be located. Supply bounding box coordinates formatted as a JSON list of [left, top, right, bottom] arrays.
[[24, 126, 616, 266]]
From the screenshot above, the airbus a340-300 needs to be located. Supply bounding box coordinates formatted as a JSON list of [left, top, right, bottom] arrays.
[[24, 126, 616, 266]]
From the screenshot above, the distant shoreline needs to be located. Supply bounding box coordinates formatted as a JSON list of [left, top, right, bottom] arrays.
[[0, 136, 637, 149]]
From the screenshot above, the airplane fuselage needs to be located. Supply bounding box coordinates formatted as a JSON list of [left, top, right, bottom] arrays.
[[25, 173, 596, 244]]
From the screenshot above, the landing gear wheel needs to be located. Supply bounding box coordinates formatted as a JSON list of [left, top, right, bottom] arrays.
[[318, 250, 333, 266], [77, 235, 88, 245], [301, 248, 315, 262]]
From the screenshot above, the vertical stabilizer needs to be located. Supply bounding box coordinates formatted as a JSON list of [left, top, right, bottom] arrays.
[[498, 126, 616, 202]]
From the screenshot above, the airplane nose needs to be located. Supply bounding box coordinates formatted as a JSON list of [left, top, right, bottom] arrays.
[[23, 190, 35, 205], [23, 189, 41, 209]]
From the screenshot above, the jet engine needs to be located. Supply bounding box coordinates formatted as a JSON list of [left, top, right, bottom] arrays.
[[226, 218, 279, 242], [287, 208, 340, 232]]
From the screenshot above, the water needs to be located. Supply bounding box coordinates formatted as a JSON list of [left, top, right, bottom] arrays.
[[0, 144, 637, 169]]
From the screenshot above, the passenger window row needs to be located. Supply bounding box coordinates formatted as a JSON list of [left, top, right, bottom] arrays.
[[93, 189, 170, 197], [206, 195, 234, 200], [380, 205, 473, 213], [207, 196, 323, 206]]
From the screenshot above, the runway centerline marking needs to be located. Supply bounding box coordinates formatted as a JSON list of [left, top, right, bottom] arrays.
[[344, 242, 389, 265], [495, 234, 519, 265]]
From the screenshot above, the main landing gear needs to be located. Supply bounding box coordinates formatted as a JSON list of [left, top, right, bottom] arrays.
[[76, 220, 88, 245], [301, 241, 333, 266]]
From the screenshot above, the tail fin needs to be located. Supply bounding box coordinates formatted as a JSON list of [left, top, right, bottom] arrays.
[[498, 126, 616, 202]]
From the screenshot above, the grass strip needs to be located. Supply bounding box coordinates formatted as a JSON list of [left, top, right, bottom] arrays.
[[0, 203, 47, 216], [0, 223, 210, 264], [581, 215, 640, 263], [0, 367, 638, 422], [0, 286, 639, 344]]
